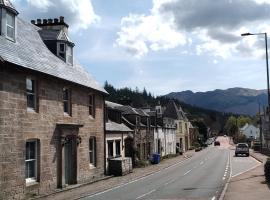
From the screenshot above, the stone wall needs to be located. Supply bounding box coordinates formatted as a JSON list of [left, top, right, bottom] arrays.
[[0, 63, 105, 199]]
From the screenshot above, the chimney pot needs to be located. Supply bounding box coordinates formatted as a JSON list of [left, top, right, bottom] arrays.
[[43, 19, 48, 24], [54, 18, 59, 23], [31, 20, 35, 24], [37, 19, 41, 24], [60, 16, 64, 23], [48, 19, 53, 24]]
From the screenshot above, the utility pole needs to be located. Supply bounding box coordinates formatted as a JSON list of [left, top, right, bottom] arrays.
[[259, 103, 263, 152]]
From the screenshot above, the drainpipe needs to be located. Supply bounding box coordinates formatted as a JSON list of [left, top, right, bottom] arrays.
[[103, 97, 107, 175]]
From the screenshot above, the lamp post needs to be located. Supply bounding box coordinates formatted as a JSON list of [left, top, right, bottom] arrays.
[[241, 32, 270, 145]]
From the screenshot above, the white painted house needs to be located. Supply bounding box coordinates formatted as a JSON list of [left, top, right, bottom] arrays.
[[239, 123, 260, 140]]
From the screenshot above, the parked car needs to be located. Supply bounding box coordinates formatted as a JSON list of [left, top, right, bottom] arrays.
[[214, 141, 220, 146], [235, 143, 249, 157]]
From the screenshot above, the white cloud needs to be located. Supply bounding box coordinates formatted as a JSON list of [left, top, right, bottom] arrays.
[[12, 0, 100, 32], [116, 0, 186, 58], [117, 0, 270, 59]]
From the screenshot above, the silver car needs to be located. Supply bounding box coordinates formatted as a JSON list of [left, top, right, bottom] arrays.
[[235, 143, 249, 157]]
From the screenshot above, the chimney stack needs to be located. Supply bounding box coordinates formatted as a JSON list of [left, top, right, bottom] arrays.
[[60, 16, 64, 23], [33, 16, 69, 34]]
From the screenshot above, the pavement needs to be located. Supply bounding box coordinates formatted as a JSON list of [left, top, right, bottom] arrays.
[[37, 150, 194, 200], [224, 150, 270, 200], [37, 137, 262, 200]]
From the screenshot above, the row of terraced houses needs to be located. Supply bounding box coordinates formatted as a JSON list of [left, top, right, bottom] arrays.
[[0, 2, 199, 199]]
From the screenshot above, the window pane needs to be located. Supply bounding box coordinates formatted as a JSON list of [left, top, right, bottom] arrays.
[[89, 138, 96, 165], [63, 89, 69, 100], [26, 79, 33, 91], [27, 94, 35, 109], [6, 12, 14, 27], [7, 26, 14, 39], [60, 43, 65, 52], [116, 141, 121, 156], [64, 101, 69, 113], [108, 141, 114, 157], [26, 160, 35, 178]]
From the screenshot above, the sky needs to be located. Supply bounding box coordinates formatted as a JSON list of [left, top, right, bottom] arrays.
[[10, 0, 270, 95]]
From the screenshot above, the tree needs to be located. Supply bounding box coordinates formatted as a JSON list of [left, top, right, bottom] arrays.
[[237, 116, 252, 128], [224, 116, 238, 137]]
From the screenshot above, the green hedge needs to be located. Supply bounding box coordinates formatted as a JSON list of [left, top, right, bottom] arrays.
[[264, 158, 270, 183]]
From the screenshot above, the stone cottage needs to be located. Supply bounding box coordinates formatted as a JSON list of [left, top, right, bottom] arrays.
[[163, 100, 191, 153], [0, 1, 107, 199], [105, 101, 133, 172]]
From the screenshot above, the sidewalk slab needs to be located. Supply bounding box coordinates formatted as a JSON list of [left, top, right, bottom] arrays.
[[224, 152, 270, 200]]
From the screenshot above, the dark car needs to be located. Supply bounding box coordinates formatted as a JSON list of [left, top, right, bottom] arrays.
[[214, 141, 220, 146], [235, 143, 249, 157]]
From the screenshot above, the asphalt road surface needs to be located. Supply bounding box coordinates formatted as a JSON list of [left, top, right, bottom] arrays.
[[82, 137, 260, 200]]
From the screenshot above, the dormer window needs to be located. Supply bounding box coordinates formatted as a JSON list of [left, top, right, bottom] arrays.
[[66, 45, 73, 65], [6, 11, 15, 41], [57, 42, 73, 65], [57, 42, 66, 60]]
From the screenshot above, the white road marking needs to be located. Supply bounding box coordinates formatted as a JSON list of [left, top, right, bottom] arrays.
[[164, 179, 175, 186], [136, 189, 156, 199], [184, 170, 192, 176], [78, 157, 192, 199], [200, 161, 204, 165], [232, 163, 261, 178], [211, 196, 216, 200]]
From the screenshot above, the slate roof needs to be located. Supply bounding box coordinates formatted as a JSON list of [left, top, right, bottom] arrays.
[[116, 105, 140, 115], [163, 100, 187, 120], [0, 0, 18, 14], [0, 17, 107, 94], [106, 120, 133, 132], [39, 29, 73, 44], [105, 101, 123, 110], [135, 109, 149, 117]]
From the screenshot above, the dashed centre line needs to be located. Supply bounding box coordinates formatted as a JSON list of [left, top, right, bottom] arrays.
[[136, 189, 156, 199], [183, 170, 192, 176]]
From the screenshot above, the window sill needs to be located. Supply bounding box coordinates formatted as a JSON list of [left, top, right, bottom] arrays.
[[26, 180, 39, 187], [89, 115, 95, 120], [27, 108, 37, 113], [89, 164, 96, 169], [64, 112, 71, 117]]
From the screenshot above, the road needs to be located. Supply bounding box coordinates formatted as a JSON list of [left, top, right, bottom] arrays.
[[82, 137, 260, 200]]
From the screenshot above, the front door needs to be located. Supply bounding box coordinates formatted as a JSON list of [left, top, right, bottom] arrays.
[[64, 135, 77, 185]]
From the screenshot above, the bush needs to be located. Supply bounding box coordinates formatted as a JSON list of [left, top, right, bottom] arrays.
[[189, 146, 195, 150], [193, 142, 201, 148], [265, 158, 270, 183]]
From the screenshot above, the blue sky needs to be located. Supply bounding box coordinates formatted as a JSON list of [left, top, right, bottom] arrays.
[[11, 0, 270, 95]]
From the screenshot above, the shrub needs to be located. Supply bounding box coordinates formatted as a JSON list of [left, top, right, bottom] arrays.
[[189, 146, 195, 150], [193, 142, 201, 148], [265, 158, 270, 183]]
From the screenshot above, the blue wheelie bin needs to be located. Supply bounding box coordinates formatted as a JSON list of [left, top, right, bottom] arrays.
[[151, 153, 161, 164]]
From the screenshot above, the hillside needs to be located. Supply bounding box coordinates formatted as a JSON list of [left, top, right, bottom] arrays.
[[166, 87, 267, 116], [104, 82, 235, 133]]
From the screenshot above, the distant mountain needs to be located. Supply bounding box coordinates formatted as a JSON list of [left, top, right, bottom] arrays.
[[166, 88, 268, 116]]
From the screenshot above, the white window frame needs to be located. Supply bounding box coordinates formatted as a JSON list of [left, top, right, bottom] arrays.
[[26, 77, 37, 111], [66, 44, 73, 65], [25, 139, 37, 184], [89, 137, 96, 167], [63, 87, 71, 115], [6, 11, 15, 41]]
